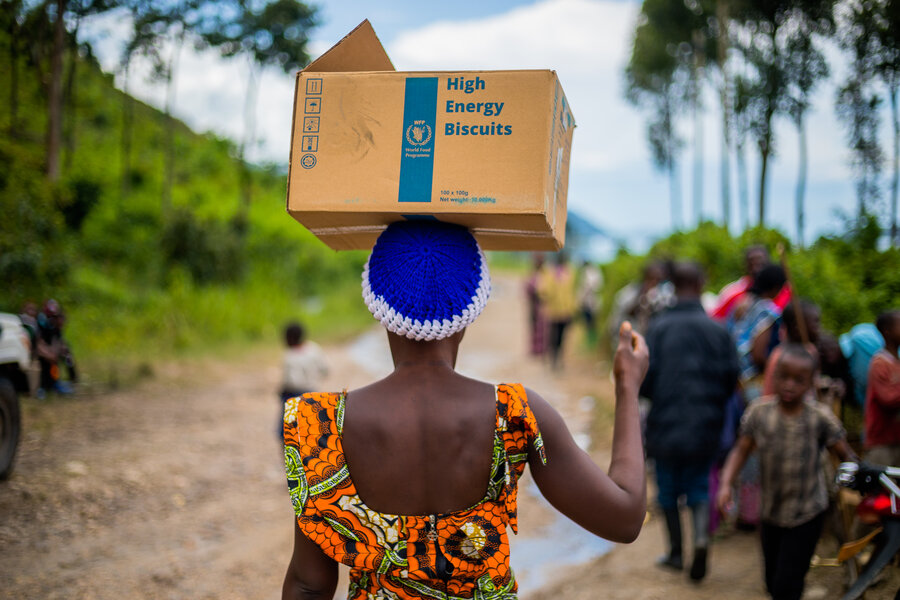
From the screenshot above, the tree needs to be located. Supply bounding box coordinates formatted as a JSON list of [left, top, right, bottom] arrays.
[[116, 0, 169, 201], [1, 0, 26, 138], [128, 0, 221, 214], [866, 0, 900, 244], [46, 0, 66, 182], [836, 79, 883, 220], [62, 0, 117, 170], [714, 0, 734, 229], [203, 0, 318, 213], [732, 72, 754, 231], [731, 0, 834, 226], [835, 0, 891, 226], [625, 1, 689, 229], [783, 5, 834, 247], [12, 0, 119, 181]]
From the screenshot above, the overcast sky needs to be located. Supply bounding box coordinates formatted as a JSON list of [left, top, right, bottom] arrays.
[[82, 0, 889, 254]]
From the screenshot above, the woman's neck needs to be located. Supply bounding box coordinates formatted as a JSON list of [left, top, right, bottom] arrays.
[[393, 358, 456, 371], [387, 330, 463, 371]]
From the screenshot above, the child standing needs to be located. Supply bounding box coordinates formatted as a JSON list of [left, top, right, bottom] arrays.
[[279, 322, 328, 436], [717, 344, 857, 600]]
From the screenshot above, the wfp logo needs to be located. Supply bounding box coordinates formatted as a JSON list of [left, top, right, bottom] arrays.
[[406, 121, 432, 146]]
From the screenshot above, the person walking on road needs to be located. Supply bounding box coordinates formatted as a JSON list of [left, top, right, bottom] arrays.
[[717, 345, 857, 600], [278, 321, 328, 440], [640, 262, 739, 581], [577, 260, 603, 349], [281, 221, 649, 600], [537, 253, 578, 370], [524, 253, 549, 357]]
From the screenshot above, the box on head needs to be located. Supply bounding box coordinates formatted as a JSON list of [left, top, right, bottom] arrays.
[[286, 20, 575, 252]]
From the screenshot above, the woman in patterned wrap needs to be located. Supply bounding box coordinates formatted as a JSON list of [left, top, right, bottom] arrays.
[[282, 221, 648, 600]]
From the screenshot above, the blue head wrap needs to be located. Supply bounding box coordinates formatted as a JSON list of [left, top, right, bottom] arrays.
[[362, 221, 491, 341]]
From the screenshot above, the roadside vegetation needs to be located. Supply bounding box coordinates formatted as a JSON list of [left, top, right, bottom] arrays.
[[0, 7, 370, 384]]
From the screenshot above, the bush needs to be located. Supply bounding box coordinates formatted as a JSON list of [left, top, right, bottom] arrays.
[[160, 209, 246, 285], [0, 140, 71, 308]]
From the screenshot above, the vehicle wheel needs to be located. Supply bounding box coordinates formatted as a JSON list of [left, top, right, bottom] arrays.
[[0, 377, 21, 480]]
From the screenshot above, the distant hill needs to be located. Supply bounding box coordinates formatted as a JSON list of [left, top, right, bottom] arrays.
[[565, 210, 622, 262]]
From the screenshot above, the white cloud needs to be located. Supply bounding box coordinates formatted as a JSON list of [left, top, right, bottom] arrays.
[[389, 0, 646, 174]]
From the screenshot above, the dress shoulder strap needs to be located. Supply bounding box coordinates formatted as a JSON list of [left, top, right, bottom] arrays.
[[283, 392, 347, 516], [496, 383, 546, 465], [494, 383, 546, 534]]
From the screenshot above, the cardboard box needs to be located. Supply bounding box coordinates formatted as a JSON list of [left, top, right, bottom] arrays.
[[286, 20, 575, 251]]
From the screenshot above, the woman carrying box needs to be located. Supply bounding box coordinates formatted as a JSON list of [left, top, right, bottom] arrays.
[[281, 220, 648, 599]]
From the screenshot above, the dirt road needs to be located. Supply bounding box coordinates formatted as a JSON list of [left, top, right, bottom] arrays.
[[0, 275, 881, 599]]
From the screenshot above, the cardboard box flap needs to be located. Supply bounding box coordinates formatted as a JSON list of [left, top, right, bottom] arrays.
[[303, 20, 394, 73]]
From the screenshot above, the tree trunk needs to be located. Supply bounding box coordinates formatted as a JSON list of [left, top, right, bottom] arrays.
[[717, 0, 731, 229], [163, 29, 185, 217], [239, 59, 259, 216], [669, 158, 681, 230], [693, 89, 703, 225], [692, 29, 705, 226], [758, 131, 770, 227], [890, 82, 898, 245], [795, 115, 807, 247], [63, 18, 80, 170], [8, 19, 19, 138], [757, 93, 776, 227], [120, 59, 134, 200], [737, 138, 749, 231], [720, 99, 730, 229], [756, 26, 782, 229], [46, 0, 67, 182]]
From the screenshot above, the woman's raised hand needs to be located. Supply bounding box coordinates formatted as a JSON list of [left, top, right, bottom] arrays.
[[613, 321, 649, 389]]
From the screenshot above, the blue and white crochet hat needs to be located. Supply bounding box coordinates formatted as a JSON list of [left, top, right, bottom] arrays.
[[362, 220, 491, 341]]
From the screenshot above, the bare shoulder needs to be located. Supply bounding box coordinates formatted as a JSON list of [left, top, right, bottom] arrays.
[[520, 386, 573, 444], [521, 387, 555, 419]]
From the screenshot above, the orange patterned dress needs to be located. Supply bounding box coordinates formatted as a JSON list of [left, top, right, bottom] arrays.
[[283, 383, 546, 599]]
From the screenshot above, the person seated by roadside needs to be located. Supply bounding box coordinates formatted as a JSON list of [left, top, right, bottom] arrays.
[[863, 310, 900, 467], [717, 345, 857, 600], [281, 221, 648, 600], [18, 301, 39, 354], [35, 299, 77, 398]]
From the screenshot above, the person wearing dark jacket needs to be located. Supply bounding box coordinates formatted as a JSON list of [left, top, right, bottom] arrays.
[[640, 262, 740, 582]]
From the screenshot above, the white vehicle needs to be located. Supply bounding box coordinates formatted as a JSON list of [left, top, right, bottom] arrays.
[[0, 312, 31, 479]]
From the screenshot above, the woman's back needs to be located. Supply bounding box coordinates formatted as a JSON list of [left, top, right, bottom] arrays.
[[283, 376, 547, 599], [341, 368, 497, 516]]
